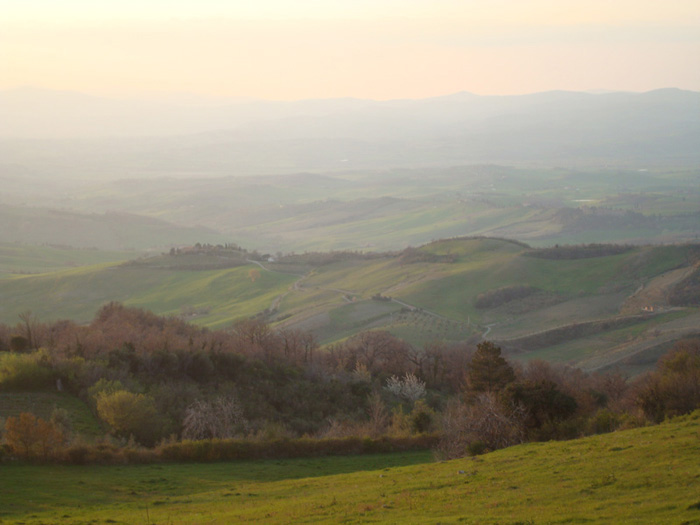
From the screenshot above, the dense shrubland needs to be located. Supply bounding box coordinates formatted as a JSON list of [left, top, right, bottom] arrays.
[[0, 303, 698, 463]]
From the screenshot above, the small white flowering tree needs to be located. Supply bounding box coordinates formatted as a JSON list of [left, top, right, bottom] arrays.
[[385, 372, 426, 404]]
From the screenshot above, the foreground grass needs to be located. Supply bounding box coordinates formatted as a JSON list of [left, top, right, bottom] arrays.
[[2, 414, 699, 524]]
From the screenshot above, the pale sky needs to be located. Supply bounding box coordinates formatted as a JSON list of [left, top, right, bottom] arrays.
[[2, 0, 699, 100]]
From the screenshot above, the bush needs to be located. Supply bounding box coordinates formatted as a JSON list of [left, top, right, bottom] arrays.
[[96, 390, 164, 446], [4, 412, 64, 461], [437, 394, 526, 459], [588, 409, 624, 435], [0, 351, 55, 391]]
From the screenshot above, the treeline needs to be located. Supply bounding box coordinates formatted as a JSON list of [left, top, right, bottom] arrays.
[[525, 243, 634, 260], [277, 250, 387, 266], [398, 247, 457, 264], [1, 305, 699, 464], [474, 285, 538, 309]]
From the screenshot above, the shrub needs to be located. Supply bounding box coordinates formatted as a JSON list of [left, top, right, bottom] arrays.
[[409, 400, 437, 434], [588, 409, 624, 435], [0, 351, 55, 391], [4, 412, 64, 461], [96, 390, 163, 446]]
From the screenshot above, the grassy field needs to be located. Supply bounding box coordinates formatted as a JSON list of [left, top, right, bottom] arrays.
[[1, 413, 699, 523]]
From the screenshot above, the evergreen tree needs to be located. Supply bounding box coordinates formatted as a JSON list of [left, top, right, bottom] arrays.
[[467, 342, 515, 393]]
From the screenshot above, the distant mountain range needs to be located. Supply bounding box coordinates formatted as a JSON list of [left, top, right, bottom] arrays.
[[1, 88, 698, 176]]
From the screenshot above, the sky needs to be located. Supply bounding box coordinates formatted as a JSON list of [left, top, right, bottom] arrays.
[[2, 0, 699, 100]]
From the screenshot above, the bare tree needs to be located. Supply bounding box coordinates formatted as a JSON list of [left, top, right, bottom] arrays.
[[182, 396, 248, 440], [366, 392, 389, 437], [437, 393, 526, 459], [18, 310, 38, 350]]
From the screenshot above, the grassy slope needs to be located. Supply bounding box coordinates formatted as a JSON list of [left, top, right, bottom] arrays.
[[289, 239, 691, 330], [0, 205, 226, 251], [274, 240, 699, 371], [0, 243, 141, 278], [1, 413, 699, 524], [0, 263, 296, 328], [0, 391, 102, 436]]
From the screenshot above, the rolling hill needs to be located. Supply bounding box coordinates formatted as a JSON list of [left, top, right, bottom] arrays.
[[2, 238, 698, 374], [1, 164, 699, 254], [2, 88, 699, 173]]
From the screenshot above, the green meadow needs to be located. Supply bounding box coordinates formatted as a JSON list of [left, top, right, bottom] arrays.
[[1, 413, 699, 524]]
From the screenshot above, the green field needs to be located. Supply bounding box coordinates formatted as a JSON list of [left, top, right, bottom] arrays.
[[1, 413, 699, 523]]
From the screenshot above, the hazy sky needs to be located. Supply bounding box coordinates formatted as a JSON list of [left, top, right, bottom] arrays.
[[2, 0, 699, 100]]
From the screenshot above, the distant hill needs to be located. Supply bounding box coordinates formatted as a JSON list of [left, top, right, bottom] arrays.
[[0, 205, 225, 250], [1, 88, 698, 176], [1, 165, 698, 254]]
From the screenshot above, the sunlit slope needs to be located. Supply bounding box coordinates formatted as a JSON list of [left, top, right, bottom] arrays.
[[284, 239, 691, 327], [2, 413, 699, 524], [274, 239, 699, 370], [0, 243, 141, 278], [0, 263, 296, 328], [229, 199, 546, 252]]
